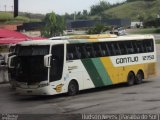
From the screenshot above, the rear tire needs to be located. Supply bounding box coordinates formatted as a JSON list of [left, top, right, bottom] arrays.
[[127, 72, 135, 86], [135, 71, 143, 84], [68, 81, 79, 96]]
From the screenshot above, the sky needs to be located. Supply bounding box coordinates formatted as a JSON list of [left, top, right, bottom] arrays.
[[0, 0, 125, 15]]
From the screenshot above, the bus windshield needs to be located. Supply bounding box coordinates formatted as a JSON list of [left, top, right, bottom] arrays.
[[15, 45, 49, 56], [10, 45, 50, 84]]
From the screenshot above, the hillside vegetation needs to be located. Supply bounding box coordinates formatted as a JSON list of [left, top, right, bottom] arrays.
[[0, 11, 42, 24], [0, 12, 13, 20], [64, 0, 160, 22], [102, 0, 160, 21]]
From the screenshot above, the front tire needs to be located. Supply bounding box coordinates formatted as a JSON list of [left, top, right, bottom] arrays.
[[68, 81, 79, 96]]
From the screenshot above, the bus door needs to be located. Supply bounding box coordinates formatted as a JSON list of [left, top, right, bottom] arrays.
[[50, 44, 64, 84]]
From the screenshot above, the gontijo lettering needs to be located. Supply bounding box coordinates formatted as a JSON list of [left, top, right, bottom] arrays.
[[116, 56, 138, 64]]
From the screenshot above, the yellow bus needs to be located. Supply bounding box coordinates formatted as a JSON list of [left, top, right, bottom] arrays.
[[8, 34, 157, 95]]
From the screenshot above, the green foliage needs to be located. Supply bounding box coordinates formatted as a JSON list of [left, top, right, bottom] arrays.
[[155, 28, 160, 33], [64, 13, 74, 20], [29, 19, 42, 22], [14, 16, 30, 22], [102, 0, 160, 21], [0, 11, 42, 24], [41, 12, 65, 37], [90, 1, 111, 15], [64, 9, 89, 20], [0, 12, 13, 21], [63, 0, 160, 21], [87, 24, 108, 34], [143, 18, 160, 28]]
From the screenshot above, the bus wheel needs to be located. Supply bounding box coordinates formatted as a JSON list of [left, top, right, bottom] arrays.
[[68, 81, 79, 96], [127, 72, 135, 86], [135, 71, 143, 84]]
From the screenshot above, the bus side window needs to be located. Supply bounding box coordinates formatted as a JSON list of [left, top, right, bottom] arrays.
[[81, 44, 95, 59], [108, 42, 121, 56], [144, 39, 154, 52], [143, 40, 148, 53], [67, 44, 73, 60], [78, 44, 85, 59], [67, 44, 82, 60], [136, 41, 144, 53], [107, 42, 115, 56], [132, 41, 138, 54], [149, 39, 154, 52], [134, 41, 140, 53], [113, 42, 121, 55], [93, 43, 102, 57], [83, 45, 89, 58], [111, 43, 116, 55], [126, 41, 134, 54], [119, 41, 127, 55], [80, 45, 89, 59], [75, 45, 82, 59], [86, 44, 95, 58], [100, 42, 107, 57], [105, 43, 111, 56]]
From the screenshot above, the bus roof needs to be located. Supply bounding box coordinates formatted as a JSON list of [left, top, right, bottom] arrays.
[[17, 34, 155, 46], [49, 34, 117, 40]]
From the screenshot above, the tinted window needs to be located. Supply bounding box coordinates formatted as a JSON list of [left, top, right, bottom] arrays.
[[93, 43, 102, 57], [143, 39, 154, 52], [85, 44, 95, 58], [125, 41, 135, 54], [66, 39, 154, 60], [16, 45, 49, 56], [135, 40, 144, 53], [107, 42, 115, 56], [119, 41, 127, 55]]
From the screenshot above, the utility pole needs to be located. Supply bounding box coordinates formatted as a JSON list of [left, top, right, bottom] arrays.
[[74, 11, 76, 21], [11, 5, 13, 12], [14, 0, 18, 17], [4, 5, 6, 12]]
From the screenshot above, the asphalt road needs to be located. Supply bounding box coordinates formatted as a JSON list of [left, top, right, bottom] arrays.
[[0, 45, 160, 120]]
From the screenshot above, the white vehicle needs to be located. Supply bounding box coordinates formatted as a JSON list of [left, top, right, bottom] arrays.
[[110, 27, 127, 36], [8, 34, 157, 95]]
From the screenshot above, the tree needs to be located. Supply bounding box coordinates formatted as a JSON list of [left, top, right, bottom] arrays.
[[90, 1, 111, 15], [82, 10, 88, 16], [41, 12, 65, 37], [87, 24, 106, 34]]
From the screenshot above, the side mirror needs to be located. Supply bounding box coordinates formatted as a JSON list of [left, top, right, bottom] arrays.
[[8, 55, 16, 68], [44, 54, 52, 67]]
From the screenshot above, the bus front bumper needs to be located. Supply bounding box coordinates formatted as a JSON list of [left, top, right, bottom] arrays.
[[16, 86, 58, 95]]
